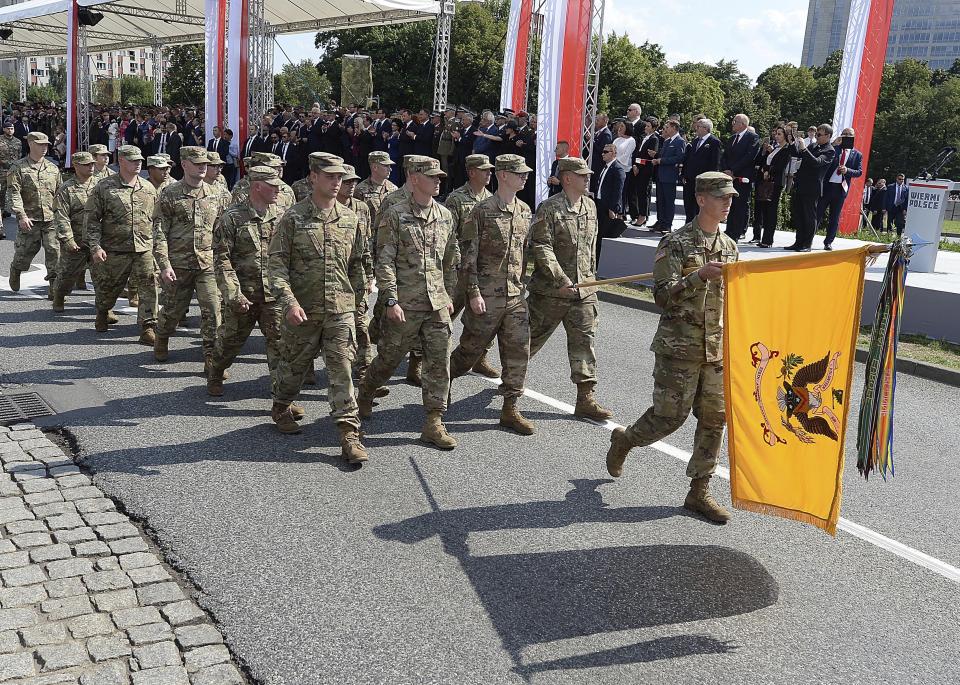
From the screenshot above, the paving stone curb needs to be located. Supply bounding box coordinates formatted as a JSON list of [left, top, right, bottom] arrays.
[[0, 423, 249, 685], [596, 290, 960, 388]]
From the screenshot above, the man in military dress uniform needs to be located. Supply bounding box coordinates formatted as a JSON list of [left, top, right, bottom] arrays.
[[86, 145, 158, 341], [0, 119, 23, 229], [267, 155, 369, 465], [605, 172, 740, 523], [7, 132, 61, 297], [51, 152, 100, 313], [337, 164, 375, 375], [449, 154, 535, 434], [527, 157, 613, 421], [152, 146, 224, 368], [356, 157, 461, 450], [207, 166, 286, 397]]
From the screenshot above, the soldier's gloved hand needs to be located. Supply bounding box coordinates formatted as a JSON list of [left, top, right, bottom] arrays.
[[92, 247, 107, 264], [160, 267, 177, 285], [286, 306, 308, 326], [697, 261, 725, 282], [233, 296, 251, 313], [18, 215, 33, 232], [63, 239, 80, 253]]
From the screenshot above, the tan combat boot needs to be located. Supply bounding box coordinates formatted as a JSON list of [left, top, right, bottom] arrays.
[[127, 291, 139, 308], [683, 476, 731, 524], [154, 336, 169, 362], [7, 268, 20, 293], [420, 410, 456, 450], [271, 402, 301, 434], [106, 310, 119, 324], [357, 391, 375, 419], [339, 424, 369, 464], [94, 309, 110, 332], [606, 427, 633, 477], [206, 366, 224, 397], [139, 325, 156, 346], [574, 382, 613, 421], [52, 290, 65, 312], [500, 397, 534, 435], [472, 353, 500, 379], [405, 353, 422, 387]]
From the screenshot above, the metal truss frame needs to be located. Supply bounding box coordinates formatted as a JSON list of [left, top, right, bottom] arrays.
[[103, 4, 204, 26], [153, 41, 163, 106], [17, 57, 26, 101], [432, 0, 455, 112], [523, 7, 545, 113], [248, 0, 274, 118], [271, 10, 436, 35], [78, 26, 90, 151], [579, 0, 605, 162]]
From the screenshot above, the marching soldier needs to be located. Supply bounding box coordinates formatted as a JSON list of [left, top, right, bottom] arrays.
[[88, 144, 116, 183], [356, 157, 460, 450], [152, 146, 224, 369], [205, 152, 231, 200], [145, 155, 175, 192], [0, 119, 22, 230], [337, 164, 375, 376], [353, 151, 397, 221], [51, 152, 100, 314], [207, 166, 286, 397], [231, 151, 296, 212], [606, 172, 739, 523], [527, 157, 613, 421], [267, 155, 368, 465], [86, 145, 158, 341], [444, 153, 497, 378], [449, 154, 535, 434], [291, 175, 312, 203], [7, 132, 61, 298]]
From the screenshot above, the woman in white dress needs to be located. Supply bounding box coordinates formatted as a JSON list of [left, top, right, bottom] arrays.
[[612, 120, 636, 218], [107, 118, 119, 160]]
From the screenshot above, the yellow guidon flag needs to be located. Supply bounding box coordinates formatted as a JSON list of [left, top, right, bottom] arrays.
[[723, 246, 869, 535]]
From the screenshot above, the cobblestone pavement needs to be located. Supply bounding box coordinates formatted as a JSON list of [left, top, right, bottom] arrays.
[[0, 423, 246, 685]]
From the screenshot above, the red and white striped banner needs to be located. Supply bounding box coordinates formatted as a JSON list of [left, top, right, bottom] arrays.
[[227, 0, 249, 158], [535, 0, 592, 205], [204, 0, 227, 143], [500, 0, 534, 113], [833, 0, 894, 235], [66, 0, 79, 166]]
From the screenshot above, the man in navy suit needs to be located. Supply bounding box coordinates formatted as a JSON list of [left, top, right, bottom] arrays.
[[681, 117, 722, 221], [786, 124, 836, 252], [591, 113, 613, 189], [817, 127, 864, 250], [650, 119, 686, 232], [885, 173, 909, 235], [594, 143, 627, 266], [721, 113, 760, 240]]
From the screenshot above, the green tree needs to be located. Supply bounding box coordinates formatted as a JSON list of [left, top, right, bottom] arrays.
[[448, 0, 510, 112], [119, 76, 153, 106], [273, 59, 332, 108], [598, 33, 669, 117], [0, 76, 18, 106], [163, 45, 204, 107], [26, 85, 58, 104], [755, 63, 817, 124], [47, 62, 68, 101], [661, 70, 725, 126]]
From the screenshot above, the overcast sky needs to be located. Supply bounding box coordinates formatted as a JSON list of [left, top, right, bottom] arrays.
[[273, 2, 809, 83]]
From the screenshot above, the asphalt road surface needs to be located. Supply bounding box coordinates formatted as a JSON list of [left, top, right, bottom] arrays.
[[2, 216, 959, 684]]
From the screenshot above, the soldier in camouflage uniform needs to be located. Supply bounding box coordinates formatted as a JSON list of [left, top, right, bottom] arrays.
[[449, 155, 535, 434], [357, 157, 461, 450], [51, 152, 101, 313], [146, 156, 174, 192], [86, 145, 158, 341], [444, 153, 498, 378], [291, 176, 312, 203], [337, 164, 375, 375], [88, 144, 116, 183], [436, 106, 459, 192], [527, 157, 613, 421], [205, 152, 231, 200], [0, 119, 22, 229], [231, 152, 296, 212], [152, 146, 224, 366], [267, 155, 369, 464], [606, 172, 740, 523], [7, 132, 61, 298], [207, 167, 286, 397], [353, 151, 397, 220]]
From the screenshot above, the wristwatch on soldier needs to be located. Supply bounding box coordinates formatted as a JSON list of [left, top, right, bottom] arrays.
[[386, 298, 398, 307]]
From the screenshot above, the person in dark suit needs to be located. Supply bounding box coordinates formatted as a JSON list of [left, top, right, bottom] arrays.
[[594, 143, 627, 267], [281, 130, 307, 184], [868, 178, 887, 233], [786, 124, 836, 252], [451, 111, 477, 189], [630, 116, 660, 226], [885, 173, 909, 235], [415, 112, 436, 156], [152, 122, 183, 179], [681, 117, 722, 221], [547, 140, 570, 198], [207, 126, 234, 187], [591, 113, 613, 185], [650, 119, 686, 232], [817, 127, 864, 249], [721, 114, 761, 241], [398, 109, 419, 160]]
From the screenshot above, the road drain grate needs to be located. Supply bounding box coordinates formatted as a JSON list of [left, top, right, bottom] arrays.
[[0, 392, 55, 425]]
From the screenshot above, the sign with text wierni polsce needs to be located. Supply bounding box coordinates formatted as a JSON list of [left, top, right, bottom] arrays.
[[905, 179, 953, 273]]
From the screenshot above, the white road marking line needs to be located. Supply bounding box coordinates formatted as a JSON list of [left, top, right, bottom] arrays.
[[476, 374, 960, 586]]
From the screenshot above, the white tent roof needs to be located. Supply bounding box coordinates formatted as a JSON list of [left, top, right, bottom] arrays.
[[0, 0, 439, 58]]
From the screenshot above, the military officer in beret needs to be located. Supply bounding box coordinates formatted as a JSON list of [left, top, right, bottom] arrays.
[[606, 171, 740, 523]]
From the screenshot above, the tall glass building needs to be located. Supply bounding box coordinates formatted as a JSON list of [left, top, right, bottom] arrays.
[[801, 0, 960, 70]]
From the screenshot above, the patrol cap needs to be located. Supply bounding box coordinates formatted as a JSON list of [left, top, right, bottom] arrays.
[[408, 156, 446, 178], [465, 154, 494, 170], [695, 171, 739, 197], [146, 155, 171, 169], [155, 153, 172, 161], [206, 151, 224, 165], [117, 145, 143, 161], [309, 154, 347, 174], [2, 119, 13, 128], [87, 144, 109, 155], [247, 165, 284, 187], [369, 150, 394, 166], [26, 131, 50, 145], [402, 154, 422, 170], [495, 154, 532, 174], [71, 151, 94, 165], [179, 146, 208, 163], [251, 151, 283, 168], [341, 164, 361, 181], [556, 157, 592, 175]]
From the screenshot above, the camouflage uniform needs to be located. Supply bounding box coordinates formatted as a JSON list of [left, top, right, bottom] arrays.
[[153, 180, 224, 353], [85, 172, 158, 325], [354, 175, 397, 221], [291, 177, 312, 203], [0, 132, 22, 216], [268, 196, 366, 428], [341, 194, 374, 369], [7, 152, 61, 283], [449, 190, 532, 398], [231, 152, 296, 212], [357, 183, 460, 413], [92, 167, 117, 184], [52, 169, 97, 301], [444, 174, 492, 317], [366, 185, 412, 345], [210, 182, 284, 381]]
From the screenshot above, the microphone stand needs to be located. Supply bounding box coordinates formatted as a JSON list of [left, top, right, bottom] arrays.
[[916, 147, 956, 180]]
